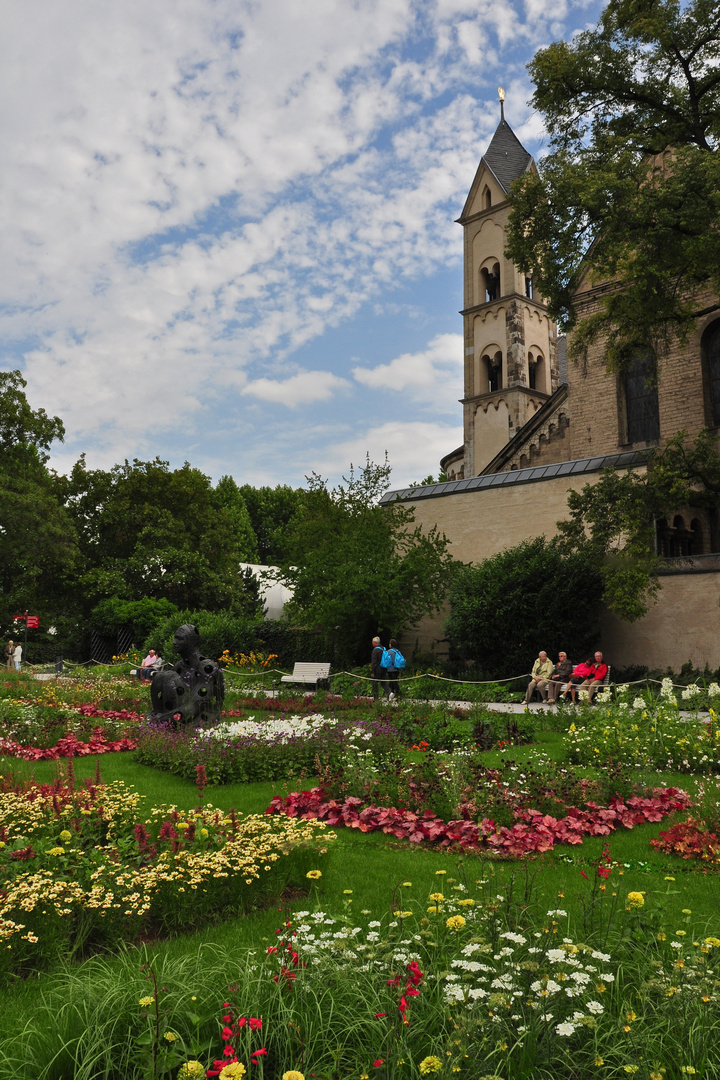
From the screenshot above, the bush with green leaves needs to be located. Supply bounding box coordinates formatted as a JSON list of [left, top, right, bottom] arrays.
[[445, 537, 603, 680]]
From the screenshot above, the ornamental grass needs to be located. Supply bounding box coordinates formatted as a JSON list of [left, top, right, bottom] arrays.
[[5, 866, 720, 1079]]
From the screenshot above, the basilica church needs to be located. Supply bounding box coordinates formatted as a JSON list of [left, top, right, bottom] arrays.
[[383, 102, 720, 671]]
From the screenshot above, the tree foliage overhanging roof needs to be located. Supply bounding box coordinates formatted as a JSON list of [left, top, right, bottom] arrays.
[[505, 0, 720, 374]]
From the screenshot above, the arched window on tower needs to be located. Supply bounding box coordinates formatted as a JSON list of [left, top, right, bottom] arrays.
[[481, 262, 501, 303], [483, 351, 502, 392], [528, 349, 545, 393], [484, 187, 492, 210], [702, 320, 720, 427], [525, 276, 533, 299], [623, 349, 660, 445]]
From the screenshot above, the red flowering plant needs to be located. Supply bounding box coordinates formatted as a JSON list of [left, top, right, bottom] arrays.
[[266, 785, 689, 857], [207, 1003, 267, 1078]]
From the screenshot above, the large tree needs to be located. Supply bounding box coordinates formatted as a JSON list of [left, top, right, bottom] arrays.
[[60, 457, 259, 614], [506, 0, 720, 374], [274, 457, 456, 666], [556, 428, 720, 621], [0, 372, 82, 638]]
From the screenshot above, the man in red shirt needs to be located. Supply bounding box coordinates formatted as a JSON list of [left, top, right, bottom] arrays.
[[579, 651, 608, 702]]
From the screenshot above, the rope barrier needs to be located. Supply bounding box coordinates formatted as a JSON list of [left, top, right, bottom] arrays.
[[16, 660, 715, 698]]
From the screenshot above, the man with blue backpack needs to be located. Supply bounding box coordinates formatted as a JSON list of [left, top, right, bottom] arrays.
[[380, 637, 406, 700]]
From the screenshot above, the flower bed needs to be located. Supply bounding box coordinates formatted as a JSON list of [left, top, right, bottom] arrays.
[[116, 875, 720, 1080], [134, 714, 404, 784], [563, 700, 720, 772], [0, 695, 142, 752], [0, 726, 137, 760], [0, 779, 333, 976], [266, 785, 689, 856]]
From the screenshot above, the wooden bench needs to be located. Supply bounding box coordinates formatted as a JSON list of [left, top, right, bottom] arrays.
[[280, 662, 332, 688]]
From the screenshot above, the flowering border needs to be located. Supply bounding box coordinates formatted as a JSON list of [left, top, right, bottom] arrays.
[[266, 786, 689, 855], [0, 726, 137, 760]]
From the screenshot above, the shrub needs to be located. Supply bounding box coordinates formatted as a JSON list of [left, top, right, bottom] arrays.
[[445, 537, 602, 679]]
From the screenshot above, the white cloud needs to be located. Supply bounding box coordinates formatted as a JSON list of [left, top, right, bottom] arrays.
[[0, 0, 604, 480], [352, 332, 462, 412], [318, 420, 464, 488], [243, 370, 349, 407]]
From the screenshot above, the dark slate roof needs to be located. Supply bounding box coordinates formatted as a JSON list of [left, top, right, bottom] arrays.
[[481, 120, 533, 193], [379, 451, 650, 505]]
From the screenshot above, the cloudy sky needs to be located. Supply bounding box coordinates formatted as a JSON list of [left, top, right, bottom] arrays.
[[1, 0, 603, 490]]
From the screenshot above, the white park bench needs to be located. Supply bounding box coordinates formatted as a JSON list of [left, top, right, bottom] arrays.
[[280, 662, 332, 688]]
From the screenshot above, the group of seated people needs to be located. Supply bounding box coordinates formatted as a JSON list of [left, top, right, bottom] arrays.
[[136, 648, 163, 681], [525, 650, 608, 705]]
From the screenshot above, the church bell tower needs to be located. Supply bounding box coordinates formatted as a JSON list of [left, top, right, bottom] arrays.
[[448, 90, 559, 478]]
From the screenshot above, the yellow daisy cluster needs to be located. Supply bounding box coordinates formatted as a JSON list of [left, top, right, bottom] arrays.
[[0, 782, 333, 968]]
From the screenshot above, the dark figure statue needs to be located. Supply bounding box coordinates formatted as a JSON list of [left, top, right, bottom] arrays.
[[148, 623, 224, 727]]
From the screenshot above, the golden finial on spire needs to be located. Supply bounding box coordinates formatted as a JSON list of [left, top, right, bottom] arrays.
[[498, 87, 505, 122], [498, 87, 505, 101]]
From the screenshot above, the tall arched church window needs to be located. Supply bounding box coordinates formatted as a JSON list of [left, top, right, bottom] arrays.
[[525, 277, 533, 300], [702, 321, 720, 427], [484, 187, 492, 210], [624, 349, 660, 444]]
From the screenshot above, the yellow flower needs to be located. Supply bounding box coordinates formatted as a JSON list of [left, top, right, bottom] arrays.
[[47, 847, 66, 857], [657, 933, 667, 941], [178, 1064, 206, 1079], [704, 937, 720, 947], [446, 915, 466, 931], [343, 889, 353, 894], [59, 830, 72, 843], [623, 1068, 639, 1075], [139, 996, 155, 1007], [682, 909, 692, 914], [676, 930, 687, 937], [220, 1066, 247, 1080], [681, 1068, 697, 1075], [435, 870, 447, 875], [402, 881, 412, 887], [427, 906, 439, 914], [419, 1057, 443, 1074], [595, 1057, 604, 1066], [626, 891, 645, 909], [282, 1073, 305, 1080], [163, 1031, 179, 1042], [393, 910, 413, 918], [626, 1011, 637, 1022], [306, 870, 322, 880], [429, 892, 445, 902]]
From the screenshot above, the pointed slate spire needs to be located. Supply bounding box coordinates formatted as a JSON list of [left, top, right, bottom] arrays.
[[481, 116, 533, 194]]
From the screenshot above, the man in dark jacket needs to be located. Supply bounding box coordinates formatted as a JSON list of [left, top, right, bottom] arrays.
[[370, 636, 387, 700], [545, 651, 573, 703]]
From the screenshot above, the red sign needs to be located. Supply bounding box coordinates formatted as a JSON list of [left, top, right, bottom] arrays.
[[13, 614, 26, 622], [26, 616, 39, 629]]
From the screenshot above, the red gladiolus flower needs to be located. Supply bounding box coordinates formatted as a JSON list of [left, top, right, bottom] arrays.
[[374, 1013, 387, 1019], [248, 1018, 263, 1030], [237, 1017, 247, 1027], [222, 1026, 234, 1040], [252, 1048, 267, 1057], [580, 870, 588, 878], [373, 1060, 384, 1067]]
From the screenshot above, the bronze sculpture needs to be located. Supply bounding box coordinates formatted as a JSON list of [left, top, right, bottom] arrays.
[[148, 623, 224, 726]]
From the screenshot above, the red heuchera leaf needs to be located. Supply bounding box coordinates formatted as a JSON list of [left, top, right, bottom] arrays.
[[265, 785, 689, 856]]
